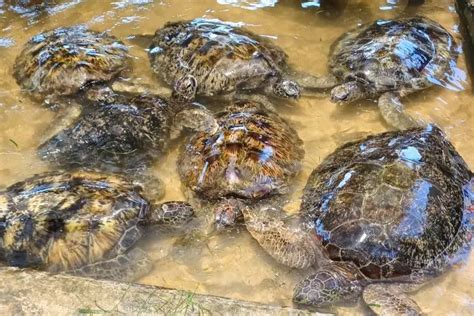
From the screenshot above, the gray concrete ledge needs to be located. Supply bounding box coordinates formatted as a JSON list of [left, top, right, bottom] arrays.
[[0, 268, 329, 315]]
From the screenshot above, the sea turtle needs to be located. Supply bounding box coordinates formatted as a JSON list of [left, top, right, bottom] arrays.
[[312, 16, 460, 130], [36, 91, 217, 199], [13, 24, 138, 109], [4, 0, 60, 18], [139, 18, 320, 106], [177, 100, 304, 228], [242, 125, 473, 314], [38, 93, 180, 172], [0, 170, 194, 282]]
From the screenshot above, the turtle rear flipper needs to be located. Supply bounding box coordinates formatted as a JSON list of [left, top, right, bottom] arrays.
[[67, 248, 152, 282]]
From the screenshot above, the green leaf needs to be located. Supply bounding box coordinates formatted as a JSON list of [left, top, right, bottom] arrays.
[[368, 303, 382, 308], [9, 139, 18, 148]]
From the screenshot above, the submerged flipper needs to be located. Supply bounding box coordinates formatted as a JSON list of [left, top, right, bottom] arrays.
[[242, 206, 321, 269], [363, 283, 422, 316], [127, 33, 155, 49], [67, 248, 152, 283], [290, 72, 339, 90], [378, 92, 423, 130], [293, 261, 364, 306]]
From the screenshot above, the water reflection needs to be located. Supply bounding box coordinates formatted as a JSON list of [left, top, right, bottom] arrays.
[[216, 0, 278, 10], [1, 0, 81, 24]]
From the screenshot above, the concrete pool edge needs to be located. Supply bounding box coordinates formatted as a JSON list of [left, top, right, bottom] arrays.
[[0, 268, 331, 315]]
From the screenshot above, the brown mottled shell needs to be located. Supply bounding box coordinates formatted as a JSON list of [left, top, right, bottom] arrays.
[[0, 171, 148, 272], [148, 18, 288, 96], [329, 16, 458, 94], [302, 126, 472, 280], [178, 101, 304, 200], [13, 25, 130, 99]]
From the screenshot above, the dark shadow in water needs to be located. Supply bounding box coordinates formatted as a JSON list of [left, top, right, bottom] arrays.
[[455, 0, 474, 92]]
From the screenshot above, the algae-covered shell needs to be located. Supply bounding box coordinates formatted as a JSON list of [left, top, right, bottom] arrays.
[[13, 25, 130, 99]]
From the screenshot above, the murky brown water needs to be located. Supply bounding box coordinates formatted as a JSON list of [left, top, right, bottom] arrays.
[[0, 0, 473, 315]]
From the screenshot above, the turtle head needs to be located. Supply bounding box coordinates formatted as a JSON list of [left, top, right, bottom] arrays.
[[272, 79, 301, 100], [83, 85, 117, 104], [172, 74, 197, 103], [330, 81, 366, 104], [293, 262, 364, 307], [214, 198, 245, 230], [148, 201, 195, 226]]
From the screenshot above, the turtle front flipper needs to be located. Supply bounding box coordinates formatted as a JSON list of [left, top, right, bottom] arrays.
[[146, 201, 194, 226], [293, 261, 365, 307], [242, 206, 322, 269], [127, 33, 155, 48], [363, 283, 422, 316], [290, 72, 339, 90], [38, 98, 83, 145], [233, 93, 277, 112], [378, 92, 423, 130], [67, 248, 152, 282], [111, 79, 172, 98]]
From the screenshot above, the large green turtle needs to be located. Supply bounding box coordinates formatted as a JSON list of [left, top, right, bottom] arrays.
[[312, 16, 460, 130], [13, 25, 132, 106], [242, 125, 473, 314], [0, 170, 194, 282], [38, 93, 182, 172], [36, 92, 217, 194], [138, 18, 320, 106], [177, 100, 304, 228]]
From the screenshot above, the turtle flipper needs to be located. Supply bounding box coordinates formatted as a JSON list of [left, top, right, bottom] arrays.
[[378, 92, 423, 130], [234, 93, 277, 112], [38, 98, 82, 145], [67, 248, 152, 282], [242, 206, 321, 269], [111, 80, 172, 98], [290, 72, 339, 90], [293, 261, 364, 307], [363, 283, 422, 316], [147, 201, 194, 226], [133, 173, 164, 202], [127, 33, 155, 48]]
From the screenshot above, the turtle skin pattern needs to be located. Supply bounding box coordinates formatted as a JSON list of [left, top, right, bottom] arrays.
[[148, 18, 289, 97], [178, 101, 304, 201], [13, 25, 130, 99], [329, 16, 458, 95], [0, 171, 148, 272], [301, 125, 472, 280]]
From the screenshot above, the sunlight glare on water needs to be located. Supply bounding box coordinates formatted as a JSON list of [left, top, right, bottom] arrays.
[[0, 0, 473, 315]]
